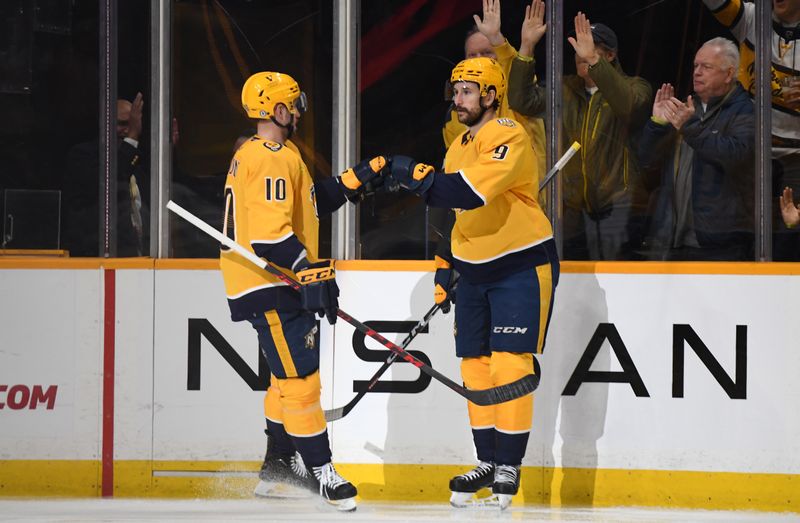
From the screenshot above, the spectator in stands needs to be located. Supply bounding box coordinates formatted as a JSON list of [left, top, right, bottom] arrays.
[[64, 93, 148, 257], [636, 37, 755, 261], [507, 2, 652, 260], [699, 0, 800, 260]]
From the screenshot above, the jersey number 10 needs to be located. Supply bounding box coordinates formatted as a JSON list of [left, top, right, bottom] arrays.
[[265, 177, 287, 201]]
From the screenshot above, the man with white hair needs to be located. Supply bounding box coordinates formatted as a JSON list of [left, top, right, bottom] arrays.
[[636, 37, 756, 261]]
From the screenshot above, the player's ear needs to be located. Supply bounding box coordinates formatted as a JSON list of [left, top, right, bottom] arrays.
[[482, 87, 497, 109], [274, 103, 289, 124]]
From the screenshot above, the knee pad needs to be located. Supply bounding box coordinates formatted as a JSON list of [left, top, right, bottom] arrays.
[[461, 356, 494, 429], [489, 352, 534, 384], [275, 370, 326, 437], [264, 374, 283, 423], [490, 352, 534, 433]]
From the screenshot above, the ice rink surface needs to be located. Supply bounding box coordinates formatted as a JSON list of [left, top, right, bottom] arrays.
[[0, 499, 797, 523]]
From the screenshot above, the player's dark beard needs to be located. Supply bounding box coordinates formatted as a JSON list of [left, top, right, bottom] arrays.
[[271, 114, 297, 139], [455, 103, 488, 127], [285, 114, 297, 140]]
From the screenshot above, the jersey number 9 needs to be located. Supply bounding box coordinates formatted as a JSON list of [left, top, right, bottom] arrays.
[[492, 144, 509, 161]]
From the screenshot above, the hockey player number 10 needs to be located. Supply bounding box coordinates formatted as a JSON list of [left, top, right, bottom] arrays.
[[265, 177, 287, 201]]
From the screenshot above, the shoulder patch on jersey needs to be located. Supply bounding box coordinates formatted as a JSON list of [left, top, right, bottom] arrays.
[[262, 141, 283, 152], [496, 118, 516, 127]]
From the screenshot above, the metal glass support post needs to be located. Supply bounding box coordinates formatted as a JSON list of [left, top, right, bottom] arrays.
[[332, 0, 359, 259], [754, 0, 773, 261], [545, 0, 564, 257], [99, 0, 118, 257], [151, 0, 171, 258]]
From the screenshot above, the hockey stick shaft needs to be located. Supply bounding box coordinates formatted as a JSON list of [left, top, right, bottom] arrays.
[[324, 300, 442, 422], [166, 201, 539, 406], [538, 141, 581, 191]]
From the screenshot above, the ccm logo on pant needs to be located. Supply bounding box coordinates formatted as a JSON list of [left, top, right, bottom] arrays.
[[493, 326, 528, 334]]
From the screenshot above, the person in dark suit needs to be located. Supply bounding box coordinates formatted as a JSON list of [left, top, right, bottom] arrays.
[[64, 93, 148, 256]]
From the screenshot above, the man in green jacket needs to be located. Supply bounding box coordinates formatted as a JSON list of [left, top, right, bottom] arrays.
[[507, 1, 652, 261]]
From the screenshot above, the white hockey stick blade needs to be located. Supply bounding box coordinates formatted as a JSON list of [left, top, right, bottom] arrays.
[[539, 141, 581, 191]]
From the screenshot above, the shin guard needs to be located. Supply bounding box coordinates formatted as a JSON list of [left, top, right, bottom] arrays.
[[461, 356, 495, 462], [276, 371, 331, 467], [490, 352, 534, 465]]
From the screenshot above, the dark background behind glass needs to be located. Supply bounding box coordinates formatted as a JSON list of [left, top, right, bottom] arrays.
[[0, 0, 754, 259], [170, 0, 333, 258]]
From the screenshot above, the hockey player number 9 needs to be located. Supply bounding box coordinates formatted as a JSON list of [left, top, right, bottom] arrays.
[[492, 144, 509, 160]]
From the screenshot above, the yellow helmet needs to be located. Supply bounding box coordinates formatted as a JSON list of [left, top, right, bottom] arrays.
[[450, 57, 506, 104], [241, 71, 307, 120]]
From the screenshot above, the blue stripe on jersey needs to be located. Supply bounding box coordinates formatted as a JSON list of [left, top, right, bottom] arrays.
[[423, 171, 484, 209], [228, 286, 301, 321], [252, 234, 305, 271], [453, 239, 558, 284]]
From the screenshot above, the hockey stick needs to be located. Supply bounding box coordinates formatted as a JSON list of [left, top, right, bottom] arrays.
[[538, 141, 581, 191], [166, 201, 539, 406], [324, 299, 443, 422]]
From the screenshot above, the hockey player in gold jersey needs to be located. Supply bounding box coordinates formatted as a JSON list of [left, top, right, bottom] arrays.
[[221, 71, 386, 511], [384, 57, 559, 509]]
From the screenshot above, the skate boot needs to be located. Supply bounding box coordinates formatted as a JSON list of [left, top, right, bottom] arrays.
[[448, 461, 495, 507], [254, 451, 316, 498], [308, 462, 358, 512], [492, 464, 521, 510]]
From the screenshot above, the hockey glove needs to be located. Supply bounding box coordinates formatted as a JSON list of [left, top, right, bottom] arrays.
[[295, 259, 339, 325], [337, 156, 388, 202], [433, 255, 456, 314], [386, 155, 435, 196]]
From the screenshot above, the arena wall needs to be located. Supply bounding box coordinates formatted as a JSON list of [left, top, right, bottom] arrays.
[[0, 258, 798, 512]]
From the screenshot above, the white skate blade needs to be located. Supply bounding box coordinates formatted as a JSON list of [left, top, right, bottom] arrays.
[[496, 493, 513, 510], [318, 496, 357, 512], [449, 490, 499, 509], [253, 479, 310, 499]]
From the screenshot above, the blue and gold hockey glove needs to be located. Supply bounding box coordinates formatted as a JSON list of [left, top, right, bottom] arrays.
[[386, 155, 435, 196], [338, 156, 388, 202], [433, 255, 456, 314], [295, 259, 339, 325]]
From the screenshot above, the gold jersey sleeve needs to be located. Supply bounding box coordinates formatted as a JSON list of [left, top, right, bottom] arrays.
[[220, 137, 319, 303], [444, 118, 552, 265]]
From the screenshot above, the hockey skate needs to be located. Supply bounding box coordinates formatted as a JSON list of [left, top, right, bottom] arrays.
[[253, 451, 316, 499], [448, 461, 496, 508], [492, 464, 521, 510], [305, 462, 358, 512]]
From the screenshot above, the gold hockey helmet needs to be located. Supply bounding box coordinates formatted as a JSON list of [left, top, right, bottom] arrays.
[[241, 71, 307, 120], [450, 57, 506, 104]]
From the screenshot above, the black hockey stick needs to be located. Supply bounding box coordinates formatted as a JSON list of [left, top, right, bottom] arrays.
[[166, 201, 540, 406], [324, 300, 443, 422]]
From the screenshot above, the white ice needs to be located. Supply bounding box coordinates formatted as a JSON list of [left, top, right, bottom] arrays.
[[0, 499, 796, 523]]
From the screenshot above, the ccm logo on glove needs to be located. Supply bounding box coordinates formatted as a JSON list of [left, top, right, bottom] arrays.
[[298, 266, 335, 283]]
